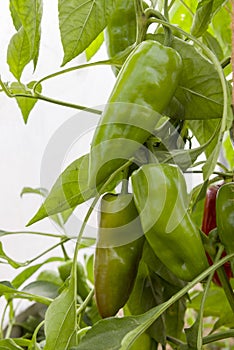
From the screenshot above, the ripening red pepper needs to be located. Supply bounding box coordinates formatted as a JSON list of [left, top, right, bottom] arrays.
[[202, 184, 233, 286]]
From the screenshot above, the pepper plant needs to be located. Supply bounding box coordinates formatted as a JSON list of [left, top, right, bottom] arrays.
[[0, 0, 234, 349]]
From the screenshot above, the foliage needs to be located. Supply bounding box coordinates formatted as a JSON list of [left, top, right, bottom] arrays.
[[0, 0, 234, 349]]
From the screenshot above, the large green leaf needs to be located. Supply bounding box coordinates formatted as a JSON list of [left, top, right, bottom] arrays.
[[58, 0, 117, 65], [211, 2, 231, 57], [27, 153, 121, 226], [151, 35, 224, 120], [44, 280, 77, 350]]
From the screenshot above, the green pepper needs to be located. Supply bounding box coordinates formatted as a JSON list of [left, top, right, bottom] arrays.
[[131, 163, 209, 281], [94, 193, 144, 318], [216, 182, 234, 274], [58, 260, 90, 301], [129, 333, 155, 350], [105, 0, 137, 75], [89, 40, 182, 187]]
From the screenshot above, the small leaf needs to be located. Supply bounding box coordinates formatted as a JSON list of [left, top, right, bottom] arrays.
[[44, 280, 77, 350], [22, 281, 59, 299], [59, 0, 117, 65], [27, 153, 121, 226], [10, 81, 42, 123], [86, 31, 104, 61], [9, 1, 22, 30], [223, 132, 234, 169], [0, 242, 22, 268], [20, 187, 48, 197], [12, 257, 63, 289]]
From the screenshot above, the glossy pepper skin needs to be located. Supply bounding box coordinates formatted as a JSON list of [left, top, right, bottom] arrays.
[[131, 164, 209, 281], [216, 182, 234, 274], [89, 40, 182, 188], [105, 0, 137, 75], [94, 193, 144, 318], [202, 184, 232, 286]]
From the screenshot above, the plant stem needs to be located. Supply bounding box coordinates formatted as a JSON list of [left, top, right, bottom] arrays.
[[134, 0, 148, 44], [203, 330, 234, 344], [216, 253, 234, 313]]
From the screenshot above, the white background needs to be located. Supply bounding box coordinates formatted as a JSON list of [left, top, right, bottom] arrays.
[[0, 0, 116, 286]]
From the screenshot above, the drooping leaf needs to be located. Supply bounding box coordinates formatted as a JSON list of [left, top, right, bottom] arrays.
[[86, 31, 104, 61], [202, 31, 224, 60], [0, 242, 22, 268], [58, 0, 116, 65], [27, 153, 122, 226], [211, 2, 231, 56], [22, 281, 59, 299], [20, 187, 48, 197], [7, 28, 31, 81], [43, 280, 77, 350], [10, 81, 42, 123], [12, 257, 63, 289], [223, 132, 234, 169], [127, 260, 166, 345], [10, 0, 42, 60], [191, 0, 227, 38]]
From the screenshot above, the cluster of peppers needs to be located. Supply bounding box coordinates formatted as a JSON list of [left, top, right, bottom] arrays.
[[87, 1, 234, 344]]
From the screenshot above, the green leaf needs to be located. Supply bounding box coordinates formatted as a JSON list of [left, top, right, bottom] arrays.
[[10, 0, 42, 61], [202, 31, 223, 60], [27, 153, 121, 226], [44, 280, 77, 350], [188, 119, 220, 157], [20, 187, 48, 197], [86, 31, 104, 61], [191, 0, 227, 38], [9, 1, 22, 30], [0, 339, 24, 350], [7, 27, 31, 81], [0, 242, 22, 268], [22, 281, 59, 299], [37, 270, 63, 286], [173, 38, 224, 120], [169, 0, 196, 34], [153, 35, 224, 120], [10, 81, 42, 123], [127, 261, 166, 345], [12, 257, 63, 289], [211, 2, 231, 57], [71, 317, 140, 350], [223, 132, 234, 169], [58, 0, 117, 65]]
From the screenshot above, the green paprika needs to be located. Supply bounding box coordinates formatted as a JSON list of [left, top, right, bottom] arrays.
[[131, 163, 209, 281], [105, 0, 137, 75], [89, 40, 182, 187], [94, 193, 144, 318], [216, 182, 234, 274], [58, 260, 90, 301]]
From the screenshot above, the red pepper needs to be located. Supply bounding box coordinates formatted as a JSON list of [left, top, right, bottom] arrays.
[[202, 184, 233, 286]]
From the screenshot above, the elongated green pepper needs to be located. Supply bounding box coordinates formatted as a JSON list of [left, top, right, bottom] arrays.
[[94, 193, 144, 318], [131, 163, 209, 281], [89, 40, 182, 187], [216, 182, 234, 274], [105, 0, 137, 75]]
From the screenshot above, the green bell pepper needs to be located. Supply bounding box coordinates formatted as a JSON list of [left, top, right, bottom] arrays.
[[131, 163, 209, 281], [89, 40, 182, 187], [105, 0, 137, 75], [216, 182, 234, 274], [94, 193, 144, 318]]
